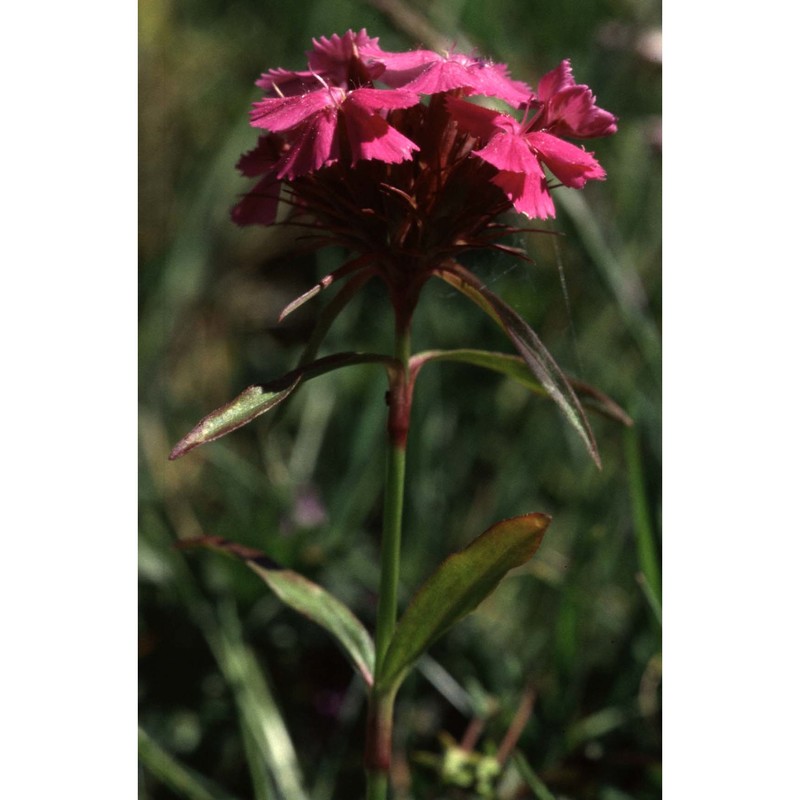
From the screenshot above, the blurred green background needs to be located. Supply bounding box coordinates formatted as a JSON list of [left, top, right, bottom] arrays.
[[139, 1, 661, 798]]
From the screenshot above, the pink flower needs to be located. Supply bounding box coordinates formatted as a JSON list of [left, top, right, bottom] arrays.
[[447, 97, 607, 219], [534, 60, 618, 139], [249, 84, 420, 179], [255, 67, 326, 99], [256, 29, 384, 96], [370, 47, 533, 107], [359, 46, 440, 87], [306, 29, 383, 80], [232, 33, 617, 231]]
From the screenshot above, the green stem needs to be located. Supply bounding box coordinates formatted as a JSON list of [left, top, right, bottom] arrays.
[[375, 442, 407, 671], [366, 773, 388, 800], [366, 325, 412, 798]]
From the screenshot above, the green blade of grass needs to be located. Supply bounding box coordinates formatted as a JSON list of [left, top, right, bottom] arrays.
[[140, 512, 305, 800], [138, 727, 241, 800], [624, 428, 661, 601], [554, 188, 660, 365], [512, 751, 557, 800], [636, 572, 662, 626], [215, 598, 308, 800]]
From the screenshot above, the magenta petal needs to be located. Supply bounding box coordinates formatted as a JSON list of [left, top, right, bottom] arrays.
[[492, 165, 555, 219], [255, 68, 324, 97], [446, 97, 514, 141], [346, 87, 419, 112], [468, 61, 534, 107], [369, 48, 533, 104], [402, 59, 480, 95], [526, 131, 605, 188], [308, 29, 381, 67], [469, 123, 558, 218], [307, 29, 385, 85], [231, 175, 282, 226], [543, 85, 618, 138], [235, 134, 285, 177], [363, 47, 440, 87], [537, 60, 575, 102], [343, 104, 419, 164], [534, 60, 617, 139], [474, 129, 539, 174], [250, 90, 338, 133], [276, 111, 339, 179]]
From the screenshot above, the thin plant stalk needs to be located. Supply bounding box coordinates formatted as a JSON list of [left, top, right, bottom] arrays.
[[375, 442, 407, 670], [366, 772, 389, 800], [367, 323, 412, 798]]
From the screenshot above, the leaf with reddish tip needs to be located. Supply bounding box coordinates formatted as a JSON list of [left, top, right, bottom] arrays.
[[411, 349, 633, 427], [169, 377, 301, 460], [377, 513, 551, 694], [436, 264, 601, 468], [569, 376, 633, 428], [169, 352, 401, 459], [179, 536, 375, 687], [171, 273, 378, 461]]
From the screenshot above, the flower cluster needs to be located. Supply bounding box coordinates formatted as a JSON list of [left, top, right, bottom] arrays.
[[232, 30, 616, 321]]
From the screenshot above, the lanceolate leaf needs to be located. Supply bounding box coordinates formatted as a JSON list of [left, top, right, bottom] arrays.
[[411, 349, 633, 427], [169, 351, 400, 460], [179, 536, 376, 687], [138, 727, 241, 800], [377, 513, 551, 694], [435, 263, 601, 467], [247, 563, 376, 687], [169, 376, 301, 460]]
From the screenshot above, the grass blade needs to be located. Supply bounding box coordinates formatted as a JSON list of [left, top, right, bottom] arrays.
[[215, 599, 308, 800], [624, 428, 661, 600], [138, 727, 241, 800], [512, 751, 557, 800]]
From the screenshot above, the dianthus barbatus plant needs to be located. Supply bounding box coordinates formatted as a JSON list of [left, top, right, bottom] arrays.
[[170, 29, 622, 800]]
